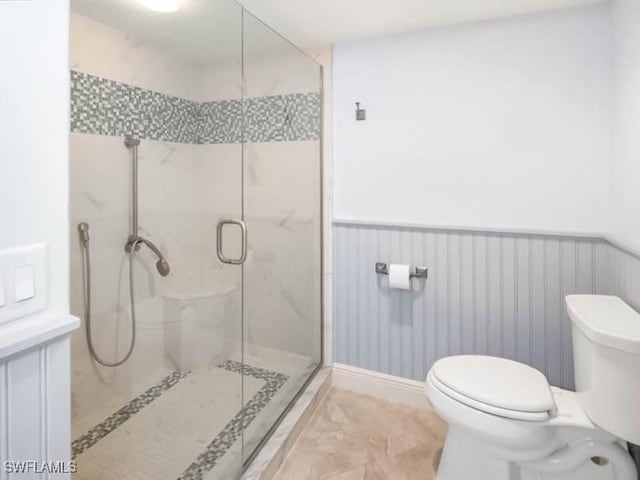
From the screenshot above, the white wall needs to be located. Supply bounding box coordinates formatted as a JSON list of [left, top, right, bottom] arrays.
[[611, 0, 640, 251], [333, 5, 611, 235], [0, 1, 75, 474], [0, 0, 70, 315]]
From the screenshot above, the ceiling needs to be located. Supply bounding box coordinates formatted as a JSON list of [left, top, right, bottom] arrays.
[[71, 0, 244, 64], [237, 0, 606, 48], [71, 0, 606, 65]]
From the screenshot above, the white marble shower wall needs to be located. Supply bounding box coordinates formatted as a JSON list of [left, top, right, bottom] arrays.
[[70, 13, 203, 99], [69, 135, 242, 417], [243, 139, 322, 359]]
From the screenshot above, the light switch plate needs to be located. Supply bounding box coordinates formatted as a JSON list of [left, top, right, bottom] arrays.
[[15, 264, 36, 302], [0, 244, 48, 325]]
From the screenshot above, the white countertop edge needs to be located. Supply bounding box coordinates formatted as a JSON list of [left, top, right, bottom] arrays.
[[0, 312, 80, 361]]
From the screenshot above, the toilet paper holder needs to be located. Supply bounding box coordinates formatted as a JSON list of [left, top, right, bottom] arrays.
[[375, 262, 428, 279]]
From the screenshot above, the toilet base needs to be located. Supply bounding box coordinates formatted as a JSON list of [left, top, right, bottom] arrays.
[[436, 429, 517, 480], [437, 427, 634, 480]]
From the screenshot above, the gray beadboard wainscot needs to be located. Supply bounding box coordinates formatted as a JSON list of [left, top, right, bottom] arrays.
[[608, 242, 640, 311], [331, 220, 637, 390]]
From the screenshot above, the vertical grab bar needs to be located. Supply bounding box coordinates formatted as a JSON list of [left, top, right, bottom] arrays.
[[216, 219, 247, 265]]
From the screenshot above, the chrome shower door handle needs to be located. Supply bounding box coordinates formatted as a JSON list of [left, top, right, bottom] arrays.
[[216, 219, 247, 265]]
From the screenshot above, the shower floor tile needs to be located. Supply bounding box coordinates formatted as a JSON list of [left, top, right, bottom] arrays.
[[72, 365, 176, 439], [72, 361, 284, 480]]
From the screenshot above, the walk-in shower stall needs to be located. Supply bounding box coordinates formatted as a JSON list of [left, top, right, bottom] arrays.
[[68, 1, 322, 478]]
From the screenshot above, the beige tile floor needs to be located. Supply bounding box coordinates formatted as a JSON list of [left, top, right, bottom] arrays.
[[273, 388, 448, 480]]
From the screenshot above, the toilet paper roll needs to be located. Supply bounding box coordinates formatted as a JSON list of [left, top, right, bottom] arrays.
[[388, 264, 411, 290]]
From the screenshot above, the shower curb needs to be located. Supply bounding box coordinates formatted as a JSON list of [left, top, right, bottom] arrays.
[[241, 366, 332, 480]]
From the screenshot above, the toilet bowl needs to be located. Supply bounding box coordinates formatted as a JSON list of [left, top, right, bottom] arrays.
[[425, 295, 640, 480]]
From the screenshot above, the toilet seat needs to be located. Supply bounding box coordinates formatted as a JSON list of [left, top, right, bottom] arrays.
[[430, 356, 555, 422], [429, 372, 552, 422]]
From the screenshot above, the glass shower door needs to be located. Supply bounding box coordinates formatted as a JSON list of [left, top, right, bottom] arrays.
[[68, 2, 321, 477], [68, 1, 247, 479], [240, 10, 323, 461]]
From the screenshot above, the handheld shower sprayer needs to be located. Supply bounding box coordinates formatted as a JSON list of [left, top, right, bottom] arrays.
[[156, 257, 171, 277], [125, 235, 171, 276], [77, 135, 172, 368]]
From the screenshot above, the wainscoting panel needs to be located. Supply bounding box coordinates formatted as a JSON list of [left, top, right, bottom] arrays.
[[608, 243, 640, 312], [0, 336, 72, 479], [333, 222, 610, 390]]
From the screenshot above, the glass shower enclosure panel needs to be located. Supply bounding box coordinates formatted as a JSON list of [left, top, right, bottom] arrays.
[[68, 1, 322, 477], [68, 1, 245, 479], [240, 11, 323, 461]]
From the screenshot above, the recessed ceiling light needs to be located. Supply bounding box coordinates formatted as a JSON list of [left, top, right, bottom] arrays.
[[137, 0, 180, 13]]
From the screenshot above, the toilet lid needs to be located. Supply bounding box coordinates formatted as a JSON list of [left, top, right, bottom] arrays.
[[431, 356, 555, 418]]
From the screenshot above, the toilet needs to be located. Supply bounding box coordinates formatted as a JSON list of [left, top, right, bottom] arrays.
[[425, 295, 640, 480]]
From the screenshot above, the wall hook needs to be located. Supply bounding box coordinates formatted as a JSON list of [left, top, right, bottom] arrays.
[[355, 102, 366, 121]]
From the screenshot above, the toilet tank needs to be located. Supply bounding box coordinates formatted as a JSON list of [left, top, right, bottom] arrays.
[[566, 295, 640, 445]]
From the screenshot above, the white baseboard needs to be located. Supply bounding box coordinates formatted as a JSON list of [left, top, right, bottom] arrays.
[[331, 363, 433, 410]]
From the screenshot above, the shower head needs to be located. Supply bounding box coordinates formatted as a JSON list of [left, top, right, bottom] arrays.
[[156, 258, 170, 277], [126, 235, 171, 277]]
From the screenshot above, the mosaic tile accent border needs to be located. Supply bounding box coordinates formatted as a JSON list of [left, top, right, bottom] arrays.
[[71, 370, 190, 458], [177, 361, 289, 480], [70, 70, 320, 144], [71, 361, 289, 480], [198, 99, 243, 144]]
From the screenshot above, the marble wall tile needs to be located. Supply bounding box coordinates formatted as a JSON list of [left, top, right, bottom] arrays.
[[243, 141, 322, 360], [198, 60, 242, 103], [69, 133, 241, 425], [70, 13, 202, 101], [69, 133, 323, 412]]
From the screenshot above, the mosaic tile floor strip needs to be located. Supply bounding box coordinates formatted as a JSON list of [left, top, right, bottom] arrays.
[[70, 70, 320, 144], [72, 361, 288, 480], [177, 361, 289, 480], [71, 370, 190, 458]]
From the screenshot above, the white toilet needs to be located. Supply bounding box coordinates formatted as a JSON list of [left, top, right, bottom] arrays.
[[425, 295, 640, 480]]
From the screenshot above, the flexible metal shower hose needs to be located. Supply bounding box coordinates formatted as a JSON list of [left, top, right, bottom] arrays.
[[80, 236, 141, 367]]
